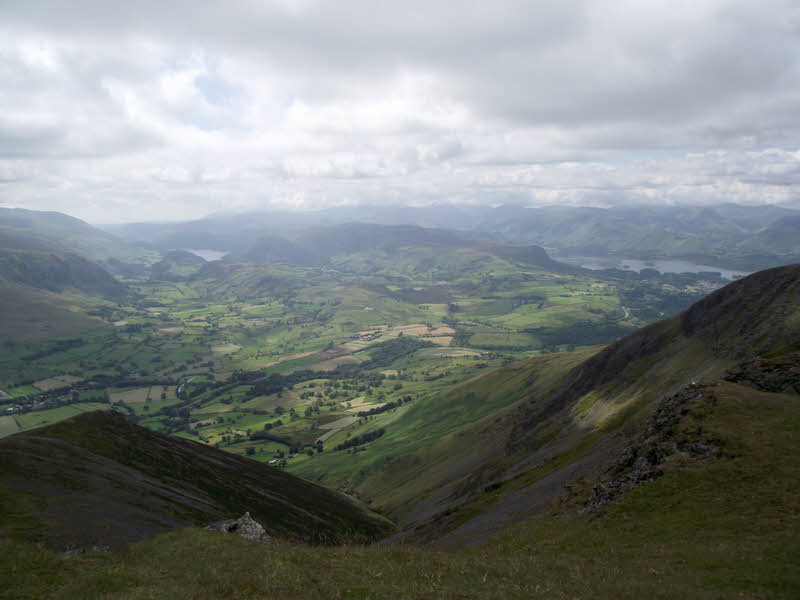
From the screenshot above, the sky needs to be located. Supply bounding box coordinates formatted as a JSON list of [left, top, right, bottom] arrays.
[[1, 0, 800, 223]]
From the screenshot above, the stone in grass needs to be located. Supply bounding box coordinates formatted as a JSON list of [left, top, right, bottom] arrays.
[[206, 512, 272, 542]]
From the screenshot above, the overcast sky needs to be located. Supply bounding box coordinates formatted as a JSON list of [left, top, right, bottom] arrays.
[[1, 1, 800, 223]]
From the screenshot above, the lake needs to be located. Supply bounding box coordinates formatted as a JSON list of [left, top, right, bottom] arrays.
[[555, 256, 749, 280], [184, 249, 228, 261]]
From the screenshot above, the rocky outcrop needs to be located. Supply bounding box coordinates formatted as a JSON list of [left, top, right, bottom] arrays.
[[584, 383, 721, 513], [722, 352, 800, 394], [206, 512, 272, 543]]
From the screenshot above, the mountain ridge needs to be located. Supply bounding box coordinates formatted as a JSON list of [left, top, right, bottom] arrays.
[[0, 410, 393, 550]]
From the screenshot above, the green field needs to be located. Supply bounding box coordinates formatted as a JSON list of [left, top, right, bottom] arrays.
[[0, 236, 724, 472], [12, 403, 111, 431], [0, 416, 19, 437]]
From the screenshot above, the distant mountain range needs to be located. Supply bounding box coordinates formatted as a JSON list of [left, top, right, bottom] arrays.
[[2, 203, 798, 278], [104, 203, 800, 271]]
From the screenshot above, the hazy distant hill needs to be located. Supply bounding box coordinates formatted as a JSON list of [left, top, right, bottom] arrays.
[[234, 223, 566, 274], [0, 208, 146, 264], [149, 249, 207, 282], [472, 203, 800, 269], [747, 215, 800, 254], [106, 203, 800, 271], [0, 248, 131, 301]]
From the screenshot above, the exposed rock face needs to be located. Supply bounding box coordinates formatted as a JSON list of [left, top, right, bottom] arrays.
[[722, 352, 800, 394], [584, 383, 721, 513], [206, 512, 272, 542]]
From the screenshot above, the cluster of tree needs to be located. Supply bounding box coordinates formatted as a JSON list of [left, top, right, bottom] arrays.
[[249, 430, 294, 446], [356, 337, 434, 370], [356, 396, 413, 417], [178, 377, 224, 400], [23, 338, 85, 361], [618, 279, 706, 321], [240, 361, 386, 400], [163, 406, 190, 419], [334, 428, 385, 451]]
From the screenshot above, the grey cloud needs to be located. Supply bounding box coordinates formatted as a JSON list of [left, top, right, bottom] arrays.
[[1, 1, 800, 221]]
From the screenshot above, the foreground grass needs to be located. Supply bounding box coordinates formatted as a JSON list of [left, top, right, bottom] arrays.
[[3, 382, 798, 599]]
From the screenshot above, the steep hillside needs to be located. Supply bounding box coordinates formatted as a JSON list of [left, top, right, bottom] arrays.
[[4, 376, 798, 599], [0, 411, 392, 550], [0, 207, 146, 263], [430, 264, 800, 545], [0, 279, 110, 341], [291, 264, 800, 544], [0, 248, 131, 301]]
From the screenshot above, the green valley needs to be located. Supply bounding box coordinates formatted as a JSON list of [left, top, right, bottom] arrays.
[[1, 208, 799, 599]]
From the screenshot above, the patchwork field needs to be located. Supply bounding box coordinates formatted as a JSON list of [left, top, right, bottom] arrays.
[[33, 375, 82, 392], [0, 238, 725, 479]]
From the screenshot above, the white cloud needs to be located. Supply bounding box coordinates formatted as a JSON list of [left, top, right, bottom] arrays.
[[0, 1, 799, 222]]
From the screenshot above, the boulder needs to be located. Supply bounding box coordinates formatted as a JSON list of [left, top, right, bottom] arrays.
[[206, 512, 272, 542]]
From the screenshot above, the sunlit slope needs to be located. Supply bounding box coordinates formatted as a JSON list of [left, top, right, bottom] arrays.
[[289, 348, 599, 521], [294, 264, 800, 540], [419, 263, 800, 544], [508, 261, 800, 452], [0, 411, 393, 550]]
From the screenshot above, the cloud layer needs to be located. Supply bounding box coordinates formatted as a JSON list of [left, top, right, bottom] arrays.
[[1, 1, 799, 222]]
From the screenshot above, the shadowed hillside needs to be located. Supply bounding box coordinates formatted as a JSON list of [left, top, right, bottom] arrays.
[[0, 411, 393, 550], [0, 248, 131, 301]]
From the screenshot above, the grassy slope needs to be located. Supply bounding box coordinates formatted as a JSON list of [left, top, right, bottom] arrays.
[[289, 348, 598, 520], [0, 248, 130, 300], [293, 264, 800, 542], [0, 207, 145, 263], [3, 380, 797, 599], [0, 411, 393, 550], [0, 279, 109, 342]]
